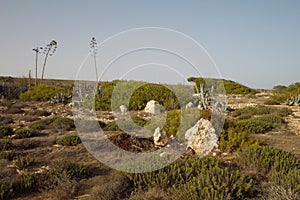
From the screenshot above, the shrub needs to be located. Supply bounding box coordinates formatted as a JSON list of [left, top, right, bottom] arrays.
[[0, 126, 13, 138], [29, 117, 74, 132], [19, 84, 71, 101], [264, 99, 280, 105], [89, 174, 132, 200], [45, 171, 78, 200], [4, 107, 24, 114], [235, 146, 299, 176], [219, 128, 258, 152], [51, 160, 87, 181], [13, 154, 35, 170], [0, 182, 13, 200], [0, 116, 13, 125], [56, 134, 81, 146], [126, 156, 254, 199], [14, 128, 37, 139], [232, 105, 292, 118], [0, 150, 16, 160], [0, 139, 12, 151], [236, 114, 283, 134], [51, 117, 75, 131], [27, 109, 51, 117]]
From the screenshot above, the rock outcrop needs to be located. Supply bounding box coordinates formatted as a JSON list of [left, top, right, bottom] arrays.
[[153, 127, 167, 146], [144, 100, 161, 115], [185, 118, 218, 156], [120, 105, 128, 115]]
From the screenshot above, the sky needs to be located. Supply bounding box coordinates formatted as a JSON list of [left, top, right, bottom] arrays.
[[0, 0, 299, 89]]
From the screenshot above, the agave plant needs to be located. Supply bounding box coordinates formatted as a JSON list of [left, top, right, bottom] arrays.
[[286, 95, 300, 106]]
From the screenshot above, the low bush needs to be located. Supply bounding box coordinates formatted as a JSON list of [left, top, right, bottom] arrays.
[[27, 109, 51, 117], [0, 116, 13, 125], [51, 117, 75, 131], [89, 174, 132, 200], [0, 182, 13, 200], [232, 105, 292, 119], [14, 128, 37, 139], [29, 117, 74, 132], [0, 139, 12, 151], [264, 99, 280, 105], [51, 160, 87, 181], [56, 134, 81, 146], [219, 128, 258, 152], [236, 114, 283, 134], [13, 154, 35, 170], [235, 146, 299, 176], [0, 126, 13, 138], [19, 84, 71, 101], [126, 156, 255, 199]]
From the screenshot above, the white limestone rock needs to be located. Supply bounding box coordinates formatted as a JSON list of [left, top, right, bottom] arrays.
[[185, 118, 218, 156]]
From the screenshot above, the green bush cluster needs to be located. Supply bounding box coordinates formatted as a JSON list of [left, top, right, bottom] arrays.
[[264, 99, 280, 105], [19, 84, 71, 101], [235, 146, 300, 193], [51, 160, 87, 181], [56, 134, 81, 146], [187, 77, 257, 95], [14, 128, 37, 139], [29, 116, 74, 132], [236, 114, 283, 134], [126, 156, 254, 200], [27, 109, 51, 117], [92, 80, 192, 111], [0, 126, 13, 138], [232, 105, 292, 119], [0, 139, 12, 151], [229, 106, 291, 134]]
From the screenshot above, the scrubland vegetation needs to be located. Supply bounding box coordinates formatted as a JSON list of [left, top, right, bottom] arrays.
[[0, 77, 299, 199]]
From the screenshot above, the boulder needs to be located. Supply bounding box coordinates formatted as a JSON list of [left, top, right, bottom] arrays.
[[153, 127, 167, 146], [185, 102, 194, 109], [185, 118, 218, 156], [120, 105, 128, 115], [144, 100, 161, 115]]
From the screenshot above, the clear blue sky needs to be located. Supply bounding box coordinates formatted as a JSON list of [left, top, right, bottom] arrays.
[[0, 0, 299, 89]]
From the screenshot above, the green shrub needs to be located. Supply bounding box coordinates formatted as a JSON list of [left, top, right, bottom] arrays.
[[264, 99, 280, 105], [236, 114, 283, 134], [51, 160, 87, 180], [13, 154, 35, 170], [0, 182, 13, 200], [235, 146, 299, 176], [90, 175, 132, 200], [0, 139, 12, 151], [27, 109, 51, 116], [56, 134, 81, 146], [0, 150, 16, 160], [187, 77, 257, 95], [232, 105, 292, 118], [14, 128, 37, 139], [220, 128, 258, 152], [29, 117, 74, 132], [51, 117, 75, 131], [0, 126, 13, 138], [29, 117, 56, 130], [19, 84, 71, 101], [126, 156, 254, 199]]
